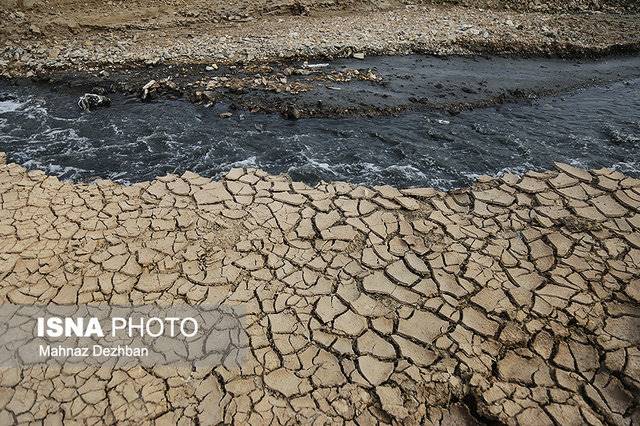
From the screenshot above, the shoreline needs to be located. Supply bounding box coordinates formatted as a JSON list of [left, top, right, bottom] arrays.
[[3, 0, 639, 119], [3, 52, 640, 119]]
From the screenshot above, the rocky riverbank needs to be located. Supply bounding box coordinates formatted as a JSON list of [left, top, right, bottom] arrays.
[[0, 152, 638, 424], [2, 0, 640, 80]]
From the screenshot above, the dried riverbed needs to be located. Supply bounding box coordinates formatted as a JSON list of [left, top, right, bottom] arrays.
[[0, 56, 639, 424], [0, 151, 638, 424]]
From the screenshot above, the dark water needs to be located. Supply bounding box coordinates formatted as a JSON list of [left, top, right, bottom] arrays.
[[1, 59, 639, 189]]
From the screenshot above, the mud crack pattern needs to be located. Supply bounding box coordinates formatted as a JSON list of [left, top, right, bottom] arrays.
[[0, 151, 638, 425]]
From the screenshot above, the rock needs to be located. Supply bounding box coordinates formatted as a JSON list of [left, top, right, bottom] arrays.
[[353, 52, 365, 59], [77, 93, 111, 111], [141, 78, 181, 100], [283, 105, 301, 120], [289, 2, 309, 15], [142, 80, 157, 98]]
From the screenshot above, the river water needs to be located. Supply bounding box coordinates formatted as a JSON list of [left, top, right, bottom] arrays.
[[1, 56, 639, 189]]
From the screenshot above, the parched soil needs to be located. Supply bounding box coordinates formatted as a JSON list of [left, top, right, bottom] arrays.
[[0, 151, 638, 424]]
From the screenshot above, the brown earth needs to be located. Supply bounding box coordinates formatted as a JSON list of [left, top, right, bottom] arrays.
[[1, 0, 640, 78], [0, 151, 639, 424]]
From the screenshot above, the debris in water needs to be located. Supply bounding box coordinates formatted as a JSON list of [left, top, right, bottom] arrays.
[[141, 80, 157, 100], [304, 62, 329, 69], [284, 105, 301, 120], [141, 78, 182, 101], [77, 93, 111, 111]]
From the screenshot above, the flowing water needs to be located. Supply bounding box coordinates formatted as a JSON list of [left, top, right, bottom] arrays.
[[1, 55, 639, 189]]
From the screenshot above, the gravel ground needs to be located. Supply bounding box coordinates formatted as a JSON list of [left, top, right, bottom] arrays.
[[1, 1, 640, 77]]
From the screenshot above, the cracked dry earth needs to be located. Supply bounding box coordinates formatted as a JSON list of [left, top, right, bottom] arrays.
[[0, 150, 639, 425]]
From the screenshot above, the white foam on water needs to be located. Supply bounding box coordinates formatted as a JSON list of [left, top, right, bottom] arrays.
[[425, 177, 459, 190], [358, 162, 383, 173], [301, 156, 338, 175], [109, 123, 124, 136], [228, 156, 257, 168], [383, 164, 428, 180], [0, 97, 77, 127], [214, 156, 260, 174], [22, 159, 89, 180], [276, 133, 314, 145], [610, 161, 640, 175], [0, 99, 26, 114], [470, 163, 537, 179]]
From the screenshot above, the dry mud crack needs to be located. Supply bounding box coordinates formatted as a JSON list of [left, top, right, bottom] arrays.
[[0, 151, 639, 424]]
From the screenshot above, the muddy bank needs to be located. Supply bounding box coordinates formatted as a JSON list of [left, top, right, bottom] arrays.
[[5, 54, 640, 118]]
